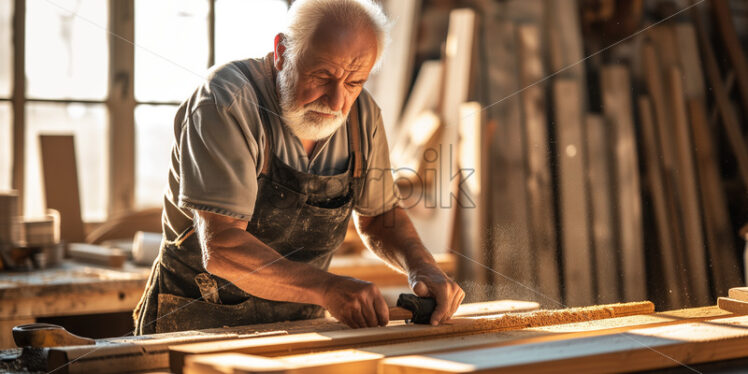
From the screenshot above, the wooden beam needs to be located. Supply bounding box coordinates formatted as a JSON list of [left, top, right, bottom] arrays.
[[382, 314, 748, 373], [517, 23, 561, 306], [483, 16, 534, 302], [186, 306, 731, 374], [552, 80, 594, 307], [108, 0, 136, 216], [11, 0, 25, 215], [636, 97, 683, 310], [457, 102, 489, 286], [584, 114, 619, 304], [642, 42, 688, 309], [601, 65, 644, 302], [667, 66, 711, 306], [169, 302, 654, 373]]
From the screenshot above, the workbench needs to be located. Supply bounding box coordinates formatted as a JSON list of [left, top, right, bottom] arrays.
[[0, 254, 456, 349]]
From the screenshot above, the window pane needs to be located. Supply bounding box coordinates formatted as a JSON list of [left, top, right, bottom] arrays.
[[0, 103, 11, 190], [135, 0, 209, 102], [135, 105, 176, 209], [26, 0, 108, 100], [215, 0, 287, 64], [0, 0, 12, 98], [25, 103, 108, 222]]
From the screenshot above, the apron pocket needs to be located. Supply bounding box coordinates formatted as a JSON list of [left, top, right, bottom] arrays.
[[155, 293, 256, 333]]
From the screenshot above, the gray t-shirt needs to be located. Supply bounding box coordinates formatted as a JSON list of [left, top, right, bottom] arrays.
[[162, 53, 399, 241]]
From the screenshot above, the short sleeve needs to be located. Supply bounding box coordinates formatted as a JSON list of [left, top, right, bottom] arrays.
[[178, 101, 261, 220], [354, 108, 400, 216]]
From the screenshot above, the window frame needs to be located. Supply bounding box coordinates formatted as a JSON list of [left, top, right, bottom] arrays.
[[6, 0, 290, 221]]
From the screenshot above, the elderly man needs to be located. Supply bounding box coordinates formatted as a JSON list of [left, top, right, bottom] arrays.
[[134, 0, 464, 334]]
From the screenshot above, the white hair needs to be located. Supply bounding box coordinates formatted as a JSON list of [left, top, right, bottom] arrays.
[[282, 0, 391, 70]]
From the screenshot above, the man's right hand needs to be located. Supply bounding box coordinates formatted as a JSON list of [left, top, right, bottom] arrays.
[[321, 276, 389, 328]]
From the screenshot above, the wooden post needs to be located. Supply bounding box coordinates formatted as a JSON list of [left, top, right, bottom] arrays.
[[553, 80, 594, 307], [517, 23, 561, 305], [108, 0, 136, 216], [585, 114, 619, 304], [11, 0, 25, 215], [601, 65, 644, 303]]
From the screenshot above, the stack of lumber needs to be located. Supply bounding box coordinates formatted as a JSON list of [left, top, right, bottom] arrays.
[[170, 301, 748, 374], [0, 191, 22, 248], [386, 0, 747, 309]]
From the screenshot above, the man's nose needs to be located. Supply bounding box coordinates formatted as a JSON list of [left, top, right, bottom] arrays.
[[326, 83, 345, 112]]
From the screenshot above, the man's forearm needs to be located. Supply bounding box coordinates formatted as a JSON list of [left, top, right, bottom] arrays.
[[202, 225, 335, 306], [353, 207, 438, 274]]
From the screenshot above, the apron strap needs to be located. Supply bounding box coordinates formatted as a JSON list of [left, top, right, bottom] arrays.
[[347, 100, 364, 179]]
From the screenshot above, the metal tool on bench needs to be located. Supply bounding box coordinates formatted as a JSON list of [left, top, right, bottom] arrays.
[[12, 323, 95, 348], [389, 293, 438, 324]]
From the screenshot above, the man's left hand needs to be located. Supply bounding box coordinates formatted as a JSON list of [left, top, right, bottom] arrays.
[[408, 264, 465, 326]]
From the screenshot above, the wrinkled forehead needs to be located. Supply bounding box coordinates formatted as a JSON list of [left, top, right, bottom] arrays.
[[298, 18, 378, 75]]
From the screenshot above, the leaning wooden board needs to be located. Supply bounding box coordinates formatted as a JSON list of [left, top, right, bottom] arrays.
[[184, 306, 730, 374], [170, 302, 653, 373], [382, 314, 748, 373], [552, 79, 594, 307]]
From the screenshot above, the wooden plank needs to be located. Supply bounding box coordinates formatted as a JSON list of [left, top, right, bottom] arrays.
[[169, 302, 654, 373], [729, 288, 748, 302], [185, 306, 731, 374], [68, 243, 127, 268], [39, 299, 537, 373], [483, 16, 534, 302], [688, 98, 742, 296], [718, 297, 748, 315], [366, 0, 420, 140], [457, 102, 489, 285], [636, 97, 683, 310], [641, 42, 688, 309], [601, 65, 644, 302], [11, 0, 25, 214], [692, 5, 748, 189], [552, 80, 593, 307], [516, 23, 561, 306], [667, 66, 711, 306], [391, 61, 443, 172], [711, 0, 748, 114], [406, 9, 475, 264], [108, 0, 135, 216], [381, 314, 748, 373], [39, 135, 86, 243], [584, 114, 618, 304]]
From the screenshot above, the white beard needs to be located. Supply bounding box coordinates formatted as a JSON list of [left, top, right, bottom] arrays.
[[277, 60, 347, 141]]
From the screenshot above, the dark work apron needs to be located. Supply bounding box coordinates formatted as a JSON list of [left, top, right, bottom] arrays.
[[133, 63, 365, 335]]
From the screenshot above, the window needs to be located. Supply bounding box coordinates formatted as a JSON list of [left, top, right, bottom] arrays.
[[215, 0, 287, 64], [7, 1, 290, 220], [134, 105, 177, 209], [134, 0, 210, 102], [0, 0, 12, 98], [25, 0, 108, 100]]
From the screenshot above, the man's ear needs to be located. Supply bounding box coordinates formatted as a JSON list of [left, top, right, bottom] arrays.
[[274, 33, 286, 71]]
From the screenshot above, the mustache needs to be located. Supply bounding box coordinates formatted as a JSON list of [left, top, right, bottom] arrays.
[[302, 101, 343, 117]]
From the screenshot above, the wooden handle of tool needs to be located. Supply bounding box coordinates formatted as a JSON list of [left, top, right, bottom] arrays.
[[389, 306, 414, 321]]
